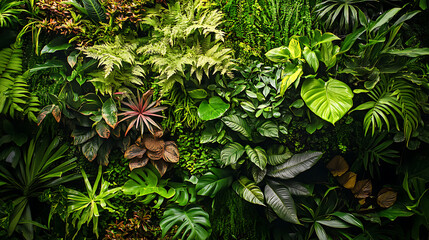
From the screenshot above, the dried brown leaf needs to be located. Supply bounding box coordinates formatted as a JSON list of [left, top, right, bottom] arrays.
[[151, 160, 168, 176], [142, 135, 165, 152], [147, 150, 163, 160], [337, 171, 357, 189], [327, 155, 349, 177], [124, 144, 146, 159], [352, 179, 372, 199], [377, 188, 397, 208], [163, 141, 179, 163], [129, 158, 149, 171]]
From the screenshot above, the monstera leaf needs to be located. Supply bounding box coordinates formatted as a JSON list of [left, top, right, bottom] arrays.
[[196, 168, 233, 198], [122, 166, 175, 198], [160, 205, 211, 240], [265, 181, 299, 224], [301, 78, 353, 125], [232, 176, 265, 206], [267, 151, 323, 179]]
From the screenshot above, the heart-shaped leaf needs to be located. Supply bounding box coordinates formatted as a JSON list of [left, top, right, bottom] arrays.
[[264, 181, 299, 224], [198, 96, 230, 121], [232, 176, 265, 206], [267, 151, 323, 179], [337, 172, 357, 189], [301, 78, 354, 125], [265, 46, 291, 63]]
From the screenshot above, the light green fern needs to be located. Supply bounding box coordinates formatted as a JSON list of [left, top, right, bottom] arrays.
[[0, 44, 40, 122]]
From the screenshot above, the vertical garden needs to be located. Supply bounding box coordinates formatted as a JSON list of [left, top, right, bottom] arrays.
[[1, 0, 429, 239]]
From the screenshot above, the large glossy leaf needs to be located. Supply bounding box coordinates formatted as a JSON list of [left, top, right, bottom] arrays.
[[245, 145, 268, 170], [281, 180, 311, 196], [81, 137, 102, 161], [102, 98, 117, 128], [82, 0, 106, 23], [222, 115, 252, 139], [301, 78, 354, 125], [264, 182, 299, 224], [232, 176, 265, 206], [252, 165, 267, 184], [267, 151, 323, 179], [196, 168, 233, 198], [331, 212, 363, 230], [303, 47, 319, 72], [95, 121, 110, 139], [257, 121, 279, 138], [220, 142, 245, 166], [265, 46, 291, 63], [198, 96, 230, 121], [314, 222, 328, 240], [368, 8, 401, 32], [160, 205, 211, 240], [41, 38, 71, 55], [122, 167, 175, 198]]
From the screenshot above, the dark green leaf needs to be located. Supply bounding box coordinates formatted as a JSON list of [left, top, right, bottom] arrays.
[[196, 168, 233, 198], [102, 98, 117, 128], [220, 142, 245, 166], [232, 176, 265, 206], [267, 151, 323, 179], [222, 115, 252, 139], [265, 182, 299, 224], [257, 121, 279, 138], [245, 145, 268, 170]]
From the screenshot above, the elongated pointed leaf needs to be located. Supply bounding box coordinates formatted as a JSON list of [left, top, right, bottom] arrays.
[[196, 168, 233, 198], [301, 78, 354, 125], [267, 151, 323, 179], [386, 48, 429, 57], [331, 212, 363, 230], [245, 145, 267, 170], [368, 8, 401, 32], [252, 165, 267, 184], [264, 182, 299, 224], [220, 142, 245, 166], [314, 222, 328, 240], [232, 176, 265, 206], [82, 0, 106, 23]]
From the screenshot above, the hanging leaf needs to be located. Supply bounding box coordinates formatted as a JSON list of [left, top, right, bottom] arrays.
[[102, 98, 117, 128], [245, 145, 268, 170], [352, 179, 372, 199], [220, 142, 245, 166], [196, 168, 233, 198], [129, 158, 149, 171], [257, 121, 279, 138], [222, 115, 252, 139], [267, 151, 323, 179], [82, 137, 102, 161], [232, 176, 265, 206], [264, 182, 299, 224], [288, 38, 302, 59], [301, 78, 354, 125], [160, 205, 211, 240], [198, 96, 230, 121], [314, 222, 328, 240], [163, 141, 179, 163], [71, 129, 96, 145], [303, 47, 319, 72], [377, 188, 397, 208], [337, 172, 357, 189], [124, 144, 146, 159], [252, 165, 267, 184], [41, 38, 71, 55], [267, 145, 293, 165], [326, 155, 349, 177]]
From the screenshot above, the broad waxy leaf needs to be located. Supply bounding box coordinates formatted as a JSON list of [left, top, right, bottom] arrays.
[[188, 89, 208, 99], [301, 78, 354, 125], [265, 46, 291, 63], [102, 98, 117, 128], [265, 182, 299, 224], [196, 168, 233, 198], [288, 38, 301, 59], [95, 121, 110, 139], [232, 176, 265, 206], [280, 65, 303, 96], [222, 115, 252, 139], [160, 205, 211, 240], [281, 180, 311, 196], [220, 142, 245, 166], [198, 96, 230, 121], [303, 47, 319, 72], [257, 121, 279, 138], [245, 145, 268, 170], [82, 137, 102, 161], [326, 155, 349, 177], [41, 38, 71, 55], [267, 151, 323, 179], [82, 0, 106, 23]]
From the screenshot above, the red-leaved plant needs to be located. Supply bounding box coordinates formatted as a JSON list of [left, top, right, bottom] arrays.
[[118, 90, 167, 136]]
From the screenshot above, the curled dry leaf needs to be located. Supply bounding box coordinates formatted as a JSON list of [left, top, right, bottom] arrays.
[[151, 159, 168, 176], [142, 135, 165, 152], [153, 128, 164, 139], [129, 158, 149, 171], [352, 179, 372, 199], [327, 155, 349, 177], [124, 144, 146, 159], [337, 171, 357, 189], [163, 141, 179, 163], [147, 150, 164, 160], [377, 188, 397, 208], [135, 136, 143, 146]]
